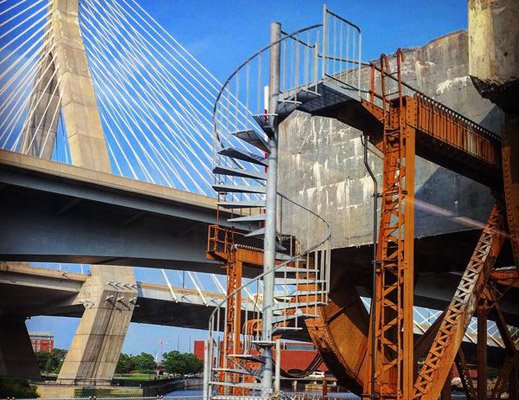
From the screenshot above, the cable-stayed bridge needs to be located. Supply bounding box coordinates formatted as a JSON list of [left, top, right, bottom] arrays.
[[0, 1, 517, 399]]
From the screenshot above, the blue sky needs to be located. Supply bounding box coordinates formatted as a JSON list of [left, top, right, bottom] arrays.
[[26, 0, 468, 356]]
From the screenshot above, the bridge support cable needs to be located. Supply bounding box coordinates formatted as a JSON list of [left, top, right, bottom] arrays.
[[3, 0, 262, 196]]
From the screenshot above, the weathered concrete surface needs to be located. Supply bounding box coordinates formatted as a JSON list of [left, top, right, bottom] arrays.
[[0, 314, 40, 379], [50, 0, 111, 172], [20, 53, 60, 159], [57, 265, 137, 386], [468, 0, 519, 113], [469, 0, 519, 266], [278, 31, 503, 251]]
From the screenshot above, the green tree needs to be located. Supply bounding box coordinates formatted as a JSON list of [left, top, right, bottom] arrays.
[[35, 349, 67, 374], [163, 351, 203, 375], [132, 352, 156, 372], [115, 353, 135, 373]]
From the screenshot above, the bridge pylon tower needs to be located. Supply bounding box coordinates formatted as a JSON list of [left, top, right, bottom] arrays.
[[20, 0, 137, 386]]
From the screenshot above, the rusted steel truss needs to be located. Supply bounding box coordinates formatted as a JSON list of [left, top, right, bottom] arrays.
[[413, 202, 506, 400], [365, 49, 416, 400]]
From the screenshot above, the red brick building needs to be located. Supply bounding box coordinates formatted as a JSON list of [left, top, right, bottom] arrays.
[[30, 332, 54, 353]]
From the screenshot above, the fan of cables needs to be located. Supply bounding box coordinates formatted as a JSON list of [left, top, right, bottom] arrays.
[[0, 0, 252, 196]]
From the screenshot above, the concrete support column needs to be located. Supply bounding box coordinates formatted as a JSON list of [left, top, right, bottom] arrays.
[[57, 266, 137, 386], [0, 315, 40, 379], [468, 0, 519, 104], [49, 0, 111, 172]]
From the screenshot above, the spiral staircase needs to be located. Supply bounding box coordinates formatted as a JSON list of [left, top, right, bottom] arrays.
[[202, 5, 361, 400]]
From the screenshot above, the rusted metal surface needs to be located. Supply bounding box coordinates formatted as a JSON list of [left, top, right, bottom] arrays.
[[490, 354, 518, 400], [490, 304, 518, 400], [413, 202, 506, 400], [502, 114, 519, 267], [306, 288, 370, 395], [490, 267, 519, 288], [361, 66, 501, 189], [364, 50, 415, 400], [477, 307, 488, 400], [413, 93, 501, 170], [454, 349, 477, 400]]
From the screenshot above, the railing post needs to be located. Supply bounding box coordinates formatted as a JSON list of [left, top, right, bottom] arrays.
[[203, 339, 210, 400], [322, 3, 328, 79], [358, 32, 362, 98], [274, 339, 281, 394]]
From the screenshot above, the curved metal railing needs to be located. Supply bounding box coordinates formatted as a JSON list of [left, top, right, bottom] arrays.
[[203, 191, 331, 399], [211, 7, 362, 200]]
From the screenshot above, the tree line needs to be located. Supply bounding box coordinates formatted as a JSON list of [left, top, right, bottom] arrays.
[[35, 349, 203, 376], [116, 351, 203, 375]]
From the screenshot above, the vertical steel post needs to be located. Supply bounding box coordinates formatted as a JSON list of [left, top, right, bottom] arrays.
[[261, 21, 281, 399], [477, 307, 488, 400], [321, 4, 328, 79], [203, 339, 210, 400], [274, 339, 281, 394]]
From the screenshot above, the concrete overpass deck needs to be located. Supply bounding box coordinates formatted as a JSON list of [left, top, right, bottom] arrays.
[[0, 150, 517, 324], [0, 263, 515, 349]]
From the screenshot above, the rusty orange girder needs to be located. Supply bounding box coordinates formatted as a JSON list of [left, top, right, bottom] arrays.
[[413, 202, 506, 400], [490, 267, 519, 288], [502, 114, 519, 267], [363, 50, 416, 400]]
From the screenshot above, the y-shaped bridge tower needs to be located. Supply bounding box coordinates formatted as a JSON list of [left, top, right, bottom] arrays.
[[18, 0, 136, 385]]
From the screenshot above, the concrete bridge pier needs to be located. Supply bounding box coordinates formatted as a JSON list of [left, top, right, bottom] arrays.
[[0, 314, 40, 379], [57, 266, 137, 386]]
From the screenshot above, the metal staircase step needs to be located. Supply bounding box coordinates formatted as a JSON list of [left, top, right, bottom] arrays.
[[251, 340, 276, 348], [212, 184, 266, 194], [252, 114, 276, 136], [228, 214, 266, 223], [229, 354, 266, 364], [210, 381, 263, 390], [274, 278, 324, 285], [272, 313, 318, 324], [213, 166, 267, 181], [218, 201, 265, 209], [275, 253, 297, 261], [245, 227, 265, 237], [273, 265, 308, 273], [232, 129, 270, 153], [219, 147, 268, 167], [273, 302, 324, 311], [274, 290, 320, 299], [275, 242, 287, 252], [212, 367, 259, 376]]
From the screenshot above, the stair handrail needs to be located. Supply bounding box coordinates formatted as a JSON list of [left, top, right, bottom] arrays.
[[206, 191, 331, 330], [204, 191, 331, 398]]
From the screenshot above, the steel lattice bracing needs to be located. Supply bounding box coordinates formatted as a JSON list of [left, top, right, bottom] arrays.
[[413, 202, 506, 399]]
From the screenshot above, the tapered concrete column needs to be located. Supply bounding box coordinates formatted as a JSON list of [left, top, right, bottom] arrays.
[[20, 53, 60, 159], [49, 0, 111, 172], [0, 315, 40, 379], [57, 266, 137, 385]]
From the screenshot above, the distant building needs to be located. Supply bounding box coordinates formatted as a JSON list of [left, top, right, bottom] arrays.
[[29, 332, 54, 353]]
